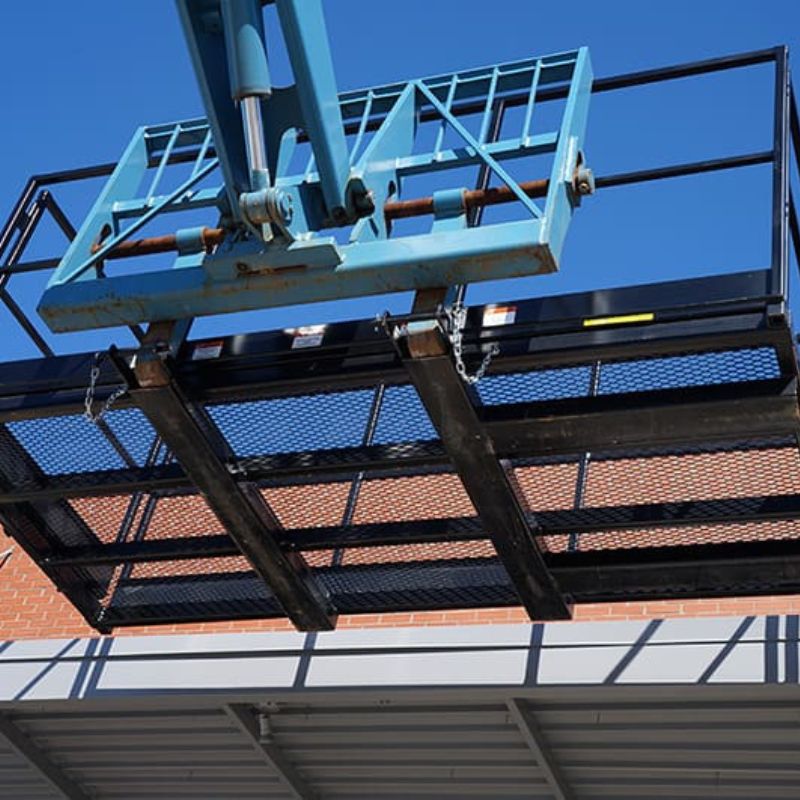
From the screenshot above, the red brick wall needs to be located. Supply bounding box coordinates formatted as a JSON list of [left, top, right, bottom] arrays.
[[2, 529, 798, 640]]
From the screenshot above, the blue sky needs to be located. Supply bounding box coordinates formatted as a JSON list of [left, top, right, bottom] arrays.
[[1, 0, 799, 357]]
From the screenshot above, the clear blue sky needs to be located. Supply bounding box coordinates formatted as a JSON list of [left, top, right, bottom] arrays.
[[1, 1, 799, 357]]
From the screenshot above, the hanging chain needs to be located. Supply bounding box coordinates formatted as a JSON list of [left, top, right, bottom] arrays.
[[84, 352, 126, 423], [444, 302, 499, 384]]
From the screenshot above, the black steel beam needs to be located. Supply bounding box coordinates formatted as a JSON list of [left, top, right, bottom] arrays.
[[44, 490, 800, 569], [0, 463, 189, 505], [0, 445, 449, 505], [542, 492, 800, 535], [44, 517, 484, 567], [0, 178, 37, 260], [399, 322, 569, 620], [93, 536, 800, 627], [791, 192, 800, 271], [588, 46, 780, 95], [487, 389, 799, 459], [551, 537, 800, 602], [41, 192, 77, 241], [121, 353, 337, 631], [0, 276, 782, 424], [595, 151, 773, 192]]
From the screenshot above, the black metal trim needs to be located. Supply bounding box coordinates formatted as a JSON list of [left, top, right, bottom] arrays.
[[771, 46, 791, 298]]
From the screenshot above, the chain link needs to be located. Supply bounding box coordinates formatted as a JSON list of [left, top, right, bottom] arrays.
[[84, 352, 127, 423], [444, 302, 499, 384]]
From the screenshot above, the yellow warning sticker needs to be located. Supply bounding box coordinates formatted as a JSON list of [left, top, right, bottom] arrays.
[[582, 312, 655, 328]]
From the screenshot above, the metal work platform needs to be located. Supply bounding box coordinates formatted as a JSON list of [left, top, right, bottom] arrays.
[[1, 47, 800, 632]]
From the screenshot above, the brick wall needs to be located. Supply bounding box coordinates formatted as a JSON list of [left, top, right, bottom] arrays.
[[2, 528, 798, 640]]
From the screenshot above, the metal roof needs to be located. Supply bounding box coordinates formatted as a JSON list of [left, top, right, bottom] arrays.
[[0, 615, 798, 798], [0, 737, 62, 799], [2, 688, 800, 799]]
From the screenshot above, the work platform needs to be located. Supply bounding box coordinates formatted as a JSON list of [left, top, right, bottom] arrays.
[[1, 47, 799, 632]]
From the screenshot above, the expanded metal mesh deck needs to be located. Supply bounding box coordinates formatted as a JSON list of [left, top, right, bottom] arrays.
[[0, 288, 798, 631]]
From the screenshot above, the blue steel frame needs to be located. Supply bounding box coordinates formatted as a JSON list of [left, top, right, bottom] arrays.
[[38, 8, 592, 332]]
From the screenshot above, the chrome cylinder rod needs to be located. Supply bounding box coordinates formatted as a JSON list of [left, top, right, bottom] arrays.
[[241, 96, 269, 190]]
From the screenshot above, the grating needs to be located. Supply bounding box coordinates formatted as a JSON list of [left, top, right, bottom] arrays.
[[0, 330, 797, 629], [5, 408, 157, 477], [371, 384, 439, 444], [334, 540, 495, 566], [582, 441, 800, 507], [207, 389, 376, 455], [318, 558, 516, 613], [262, 482, 352, 529], [478, 365, 592, 405], [597, 347, 780, 394], [352, 470, 475, 524], [477, 347, 781, 407], [573, 519, 800, 552]]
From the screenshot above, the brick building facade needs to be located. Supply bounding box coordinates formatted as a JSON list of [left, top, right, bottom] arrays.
[[3, 526, 797, 640]]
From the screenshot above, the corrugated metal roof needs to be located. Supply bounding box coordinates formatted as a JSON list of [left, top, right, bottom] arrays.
[[0, 739, 61, 799], [3, 689, 800, 799], [9, 708, 294, 799]]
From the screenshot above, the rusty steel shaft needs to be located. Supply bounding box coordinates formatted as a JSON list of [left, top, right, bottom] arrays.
[[95, 177, 550, 261], [385, 177, 549, 220], [93, 228, 228, 261]]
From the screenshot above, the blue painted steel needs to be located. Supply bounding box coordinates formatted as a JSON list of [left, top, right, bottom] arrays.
[[175, 1, 249, 215], [38, 2, 593, 333], [275, 0, 353, 221], [64, 159, 219, 284], [415, 80, 542, 220], [431, 189, 468, 233], [221, 0, 271, 100], [39, 220, 557, 329], [541, 47, 593, 257], [175, 227, 208, 255]]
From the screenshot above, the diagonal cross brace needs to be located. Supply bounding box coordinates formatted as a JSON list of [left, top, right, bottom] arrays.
[[398, 321, 569, 620], [119, 350, 336, 631], [415, 80, 544, 219], [0, 714, 89, 800], [225, 704, 318, 800], [507, 698, 575, 800]]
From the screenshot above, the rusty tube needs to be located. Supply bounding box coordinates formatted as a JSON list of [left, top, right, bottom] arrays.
[[92, 227, 227, 260], [385, 177, 550, 220], [94, 177, 551, 260]]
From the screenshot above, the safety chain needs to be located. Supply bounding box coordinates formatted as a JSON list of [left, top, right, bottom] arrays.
[[444, 302, 499, 384], [84, 352, 127, 423]]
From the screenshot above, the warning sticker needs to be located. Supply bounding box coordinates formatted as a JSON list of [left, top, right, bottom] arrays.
[[191, 340, 224, 361], [290, 325, 327, 350], [483, 305, 517, 327]]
